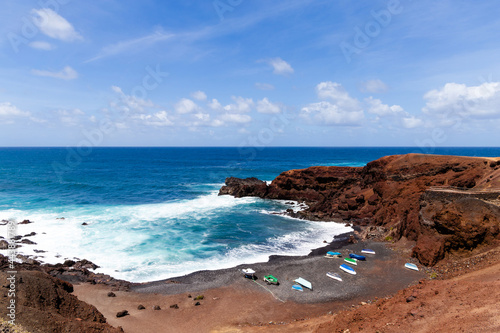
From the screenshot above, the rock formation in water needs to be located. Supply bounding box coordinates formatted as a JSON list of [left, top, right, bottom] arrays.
[[219, 154, 500, 265]]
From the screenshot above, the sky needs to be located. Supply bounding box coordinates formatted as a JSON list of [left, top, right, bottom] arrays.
[[0, 0, 499, 147]]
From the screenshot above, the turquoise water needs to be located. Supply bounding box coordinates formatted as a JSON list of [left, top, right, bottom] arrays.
[[1, 147, 499, 281]]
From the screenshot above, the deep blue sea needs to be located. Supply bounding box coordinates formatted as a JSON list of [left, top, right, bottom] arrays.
[[1, 147, 499, 282]]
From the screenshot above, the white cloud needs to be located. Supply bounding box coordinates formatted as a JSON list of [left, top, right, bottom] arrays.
[[365, 97, 404, 117], [191, 91, 207, 101], [223, 96, 254, 113], [210, 119, 224, 127], [220, 113, 252, 124], [255, 82, 275, 91], [0, 102, 30, 118], [316, 81, 362, 111], [301, 82, 364, 126], [87, 29, 173, 63], [136, 111, 173, 127], [31, 8, 82, 42], [301, 101, 364, 126], [402, 116, 424, 129], [58, 108, 85, 126], [208, 98, 223, 111], [359, 79, 389, 93], [31, 66, 78, 80], [263, 57, 294, 76], [257, 98, 281, 114], [175, 98, 199, 114], [29, 41, 54, 50], [111, 86, 155, 114], [423, 82, 500, 118]]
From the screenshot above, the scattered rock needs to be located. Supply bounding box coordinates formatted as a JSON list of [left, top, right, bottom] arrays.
[[153, 305, 161, 310], [19, 219, 33, 224], [24, 232, 36, 237], [20, 239, 37, 245], [406, 296, 416, 303], [194, 302, 201, 306], [63, 260, 76, 267], [34, 249, 46, 253], [107, 292, 116, 297], [170, 304, 179, 309], [82, 222, 88, 226], [187, 294, 192, 298], [0, 240, 9, 249], [116, 310, 128, 318], [137, 304, 145, 310]]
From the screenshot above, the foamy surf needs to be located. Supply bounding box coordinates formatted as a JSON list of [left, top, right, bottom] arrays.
[[0, 193, 351, 282]]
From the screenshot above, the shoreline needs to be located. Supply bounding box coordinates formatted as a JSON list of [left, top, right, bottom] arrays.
[[130, 238, 425, 304], [70, 239, 429, 333]]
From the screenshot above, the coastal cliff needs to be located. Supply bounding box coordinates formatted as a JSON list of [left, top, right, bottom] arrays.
[[219, 154, 500, 265]]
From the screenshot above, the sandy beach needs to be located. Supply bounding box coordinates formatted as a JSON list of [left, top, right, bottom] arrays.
[[73, 240, 426, 333]]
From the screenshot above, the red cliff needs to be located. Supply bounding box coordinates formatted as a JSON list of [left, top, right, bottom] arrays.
[[219, 154, 500, 265]]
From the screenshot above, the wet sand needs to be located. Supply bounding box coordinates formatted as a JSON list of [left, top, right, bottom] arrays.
[[73, 240, 426, 332]]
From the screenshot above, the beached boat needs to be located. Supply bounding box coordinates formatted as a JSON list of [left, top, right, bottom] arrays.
[[349, 253, 366, 261], [242, 268, 256, 279], [340, 264, 356, 275], [361, 249, 376, 255], [405, 263, 419, 271], [324, 251, 342, 258], [294, 277, 313, 290], [344, 257, 357, 265], [263, 274, 279, 285], [292, 284, 303, 291], [326, 272, 342, 281]]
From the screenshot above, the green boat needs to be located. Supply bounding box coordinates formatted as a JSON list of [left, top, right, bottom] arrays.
[[344, 257, 357, 266], [263, 275, 279, 285]]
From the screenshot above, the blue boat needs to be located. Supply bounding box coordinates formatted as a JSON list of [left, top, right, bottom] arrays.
[[325, 251, 342, 258], [340, 264, 356, 275], [349, 253, 366, 261], [292, 284, 303, 291]]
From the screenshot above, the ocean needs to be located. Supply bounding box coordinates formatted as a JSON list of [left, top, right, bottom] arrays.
[[1, 147, 499, 282]]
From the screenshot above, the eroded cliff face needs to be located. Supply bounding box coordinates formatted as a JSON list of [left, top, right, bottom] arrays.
[[0, 256, 124, 333], [219, 154, 500, 265]]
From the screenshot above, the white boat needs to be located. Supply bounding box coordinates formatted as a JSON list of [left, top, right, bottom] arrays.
[[405, 263, 419, 271], [361, 249, 376, 255], [326, 272, 342, 281], [294, 277, 313, 290], [242, 268, 256, 278]]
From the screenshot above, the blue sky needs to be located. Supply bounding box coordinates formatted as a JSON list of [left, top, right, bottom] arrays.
[[1, 0, 499, 147]]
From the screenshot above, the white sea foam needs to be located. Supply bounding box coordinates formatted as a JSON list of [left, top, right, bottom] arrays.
[[0, 192, 351, 282]]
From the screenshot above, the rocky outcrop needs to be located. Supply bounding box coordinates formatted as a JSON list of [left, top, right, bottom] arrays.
[[219, 154, 500, 265], [414, 189, 500, 265], [219, 177, 268, 197], [0, 255, 125, 333]]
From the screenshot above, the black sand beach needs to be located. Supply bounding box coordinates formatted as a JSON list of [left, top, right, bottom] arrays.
[[132, 239, 425, 304]]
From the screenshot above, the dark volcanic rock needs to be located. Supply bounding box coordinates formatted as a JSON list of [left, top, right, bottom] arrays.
[[116, 310, 128, 318], [218, 177, 268, 197]]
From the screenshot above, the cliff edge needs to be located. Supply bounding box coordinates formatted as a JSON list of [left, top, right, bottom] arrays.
[[219, 153, 500, 265]]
